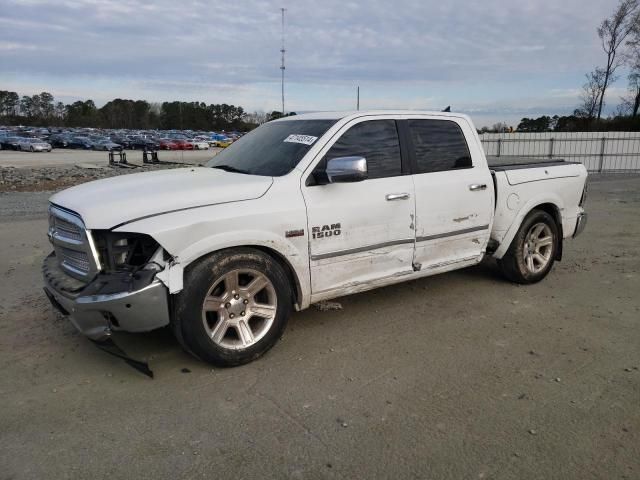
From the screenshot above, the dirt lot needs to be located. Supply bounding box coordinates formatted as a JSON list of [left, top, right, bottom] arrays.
[[0, 148, 218, 168], [0, 174, 638, 479], [0, 149, 220, 193]]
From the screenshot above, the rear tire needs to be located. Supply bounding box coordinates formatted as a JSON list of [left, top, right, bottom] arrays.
[[173, 248, 292, 366], [498, 209, 559, 284]]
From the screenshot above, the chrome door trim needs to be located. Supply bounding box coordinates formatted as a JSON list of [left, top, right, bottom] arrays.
[[310, 238, 415, 261], [416, 224, 489, 243]]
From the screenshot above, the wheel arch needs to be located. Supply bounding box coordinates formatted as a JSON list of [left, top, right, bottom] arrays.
[[494, 197, 564, 259], [154, 235, 310, 310], [183, 244, 304, 309], [534, 203, 563, 261], [235, 244, 304, 310]]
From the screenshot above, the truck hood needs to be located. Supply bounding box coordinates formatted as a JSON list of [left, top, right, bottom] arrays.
[[49, 167, 273, 229]]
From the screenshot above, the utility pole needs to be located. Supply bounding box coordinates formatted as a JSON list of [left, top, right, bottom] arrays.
[[356, 86, 360, 110], [280, 8, 286, 116]]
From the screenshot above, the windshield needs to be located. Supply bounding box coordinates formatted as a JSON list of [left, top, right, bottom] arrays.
[[206, 119, 336, 176]]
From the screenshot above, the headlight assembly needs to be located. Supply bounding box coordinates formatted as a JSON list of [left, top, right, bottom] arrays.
[[92, 231, 162, 273]]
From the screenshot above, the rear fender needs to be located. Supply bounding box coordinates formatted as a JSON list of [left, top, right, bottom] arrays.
[[493, 195, 564, 259]]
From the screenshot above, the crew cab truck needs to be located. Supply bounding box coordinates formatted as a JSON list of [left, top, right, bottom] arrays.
[[43, 111, 588, 367]]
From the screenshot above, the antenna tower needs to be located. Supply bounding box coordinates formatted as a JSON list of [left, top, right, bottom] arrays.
[[280, 8, 286, 115]]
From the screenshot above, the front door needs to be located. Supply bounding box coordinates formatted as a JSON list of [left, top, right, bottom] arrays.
[[302, 119, 416, 296]]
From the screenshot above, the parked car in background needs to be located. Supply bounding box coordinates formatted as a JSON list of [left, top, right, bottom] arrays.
[[49, 134, 72, 148], [130, 137, 160, 150], [211, 134, 233, 148], [17, 138, 52, 152], [170, 138, 194, 150], [188, 139, 210, 150], [0, 136, 24, 150], [159, 138, 180, 150], [68, 137, 95, 149], [94, 139, 123, 151], [110, 136, 132, 149]]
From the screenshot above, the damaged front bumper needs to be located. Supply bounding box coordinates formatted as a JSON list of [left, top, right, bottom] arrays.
[[42, 252, 171, 341], [573, 211, 588, 238]]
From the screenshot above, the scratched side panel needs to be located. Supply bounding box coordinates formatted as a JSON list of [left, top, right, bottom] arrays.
[[413, 166, 494, 268], [303, 175, 416, 294], [491, 164, 588, 258]]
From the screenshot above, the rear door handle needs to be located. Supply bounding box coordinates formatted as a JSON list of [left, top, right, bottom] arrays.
[[386, 193, 410, 201], [469, 184, 487, 191]]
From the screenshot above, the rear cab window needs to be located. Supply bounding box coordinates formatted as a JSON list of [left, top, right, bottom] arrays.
[[408, 119, 472, 173]]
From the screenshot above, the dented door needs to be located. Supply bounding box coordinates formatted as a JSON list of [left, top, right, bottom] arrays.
[[302, 119, 416, 295], [408, 119, 493, 269], [304, 176, 416, 294]]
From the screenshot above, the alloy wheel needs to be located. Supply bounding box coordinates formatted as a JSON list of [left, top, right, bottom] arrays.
[[201, 269, 277, 350], [523, 222, 554, 274]]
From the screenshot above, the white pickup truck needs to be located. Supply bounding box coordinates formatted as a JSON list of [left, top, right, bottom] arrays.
[[43, 111, 588, 369]]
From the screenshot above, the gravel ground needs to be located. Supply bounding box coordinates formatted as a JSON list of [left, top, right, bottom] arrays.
[[0, 148, 219, 192], [0, 148, 218, 168], [0, 174, 638, 480], [0, 163, 193, 192], [0, 191, 51, 221]]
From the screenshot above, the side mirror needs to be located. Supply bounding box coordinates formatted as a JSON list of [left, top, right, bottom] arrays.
[[325, 156, 368, 183]]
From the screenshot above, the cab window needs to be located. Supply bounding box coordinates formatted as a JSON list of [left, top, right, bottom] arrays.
[[408, 120, 472, 173], [323, 120, 402, 179]]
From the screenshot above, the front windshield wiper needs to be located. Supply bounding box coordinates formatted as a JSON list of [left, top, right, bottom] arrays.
[[211, 165, 251, 175]]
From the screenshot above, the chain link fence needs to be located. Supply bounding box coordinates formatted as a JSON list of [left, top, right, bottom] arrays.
[[479, 132, 640, 173]]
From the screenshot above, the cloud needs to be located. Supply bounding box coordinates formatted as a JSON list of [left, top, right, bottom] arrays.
[[0, 41, 49, 51], [0, 0, 624, 123]]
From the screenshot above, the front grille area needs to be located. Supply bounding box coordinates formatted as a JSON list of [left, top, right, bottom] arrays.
[[48, 205, 98, 281], [59, 247, 91, 274], [52, 216, 83, 242]]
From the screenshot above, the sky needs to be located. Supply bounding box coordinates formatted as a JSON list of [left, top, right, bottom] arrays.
[[0, 0, 627, 127]]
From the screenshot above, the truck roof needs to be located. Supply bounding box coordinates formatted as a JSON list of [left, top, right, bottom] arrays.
[[274, 110, 470, 122]]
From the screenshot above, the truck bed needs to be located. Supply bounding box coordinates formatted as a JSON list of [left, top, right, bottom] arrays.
[[487, 156, 580, 171]]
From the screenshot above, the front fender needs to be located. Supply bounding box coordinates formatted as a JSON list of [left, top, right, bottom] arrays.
[[113, 192, 311, 307], [129, 229, 310, 306]]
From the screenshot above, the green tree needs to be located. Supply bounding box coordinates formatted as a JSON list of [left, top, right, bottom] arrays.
[[20, 96, 34, 118], [39, 92, 55, 119], [0, 91, 19, 117], [65, 100, 100, 127]]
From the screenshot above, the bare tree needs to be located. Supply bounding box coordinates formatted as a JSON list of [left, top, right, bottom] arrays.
[[596, 0, 639, 120], [617, 69, 640, 116], [622, 11, 640, 116], [577, 68, 608, 120]]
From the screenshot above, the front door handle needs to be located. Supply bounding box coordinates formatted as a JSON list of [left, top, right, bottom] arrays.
[[386, 193, 410, 201], [469, 184, 487, 191]]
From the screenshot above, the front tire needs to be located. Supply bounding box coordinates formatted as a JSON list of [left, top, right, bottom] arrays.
[[498, 209, 559, 284], [173, 248, 292, 366]]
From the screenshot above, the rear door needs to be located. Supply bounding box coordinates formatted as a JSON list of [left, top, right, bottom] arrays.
[[407, 118, 493, 269], [302, 118, 416, 296]]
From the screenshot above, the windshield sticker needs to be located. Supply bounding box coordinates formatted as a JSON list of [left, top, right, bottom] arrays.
[[284, 134, 318, 146]]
